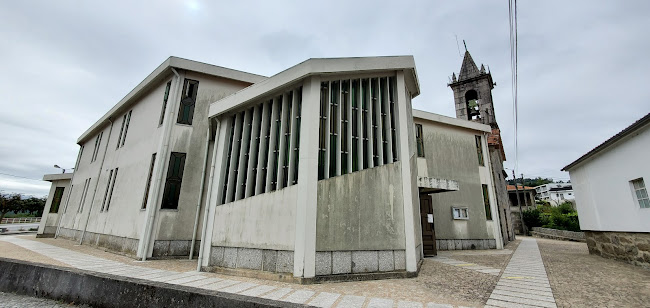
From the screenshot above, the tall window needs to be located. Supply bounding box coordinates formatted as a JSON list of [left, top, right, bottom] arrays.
[[475, 135, 484, 166], [116, 110, 132, 149], [482, 184, 492, 220], [416, 124, 425, 157], [91, 132, 103, 162], [142, 153, 157, 209], [177, 79, 199, 125], [161, 152, 186, 209], [101, 168, 118, 212], [78, 178, 91, 213], [632, 178, 649, 208], [159, 81, 171, 126], [50, 187, 65, 213]]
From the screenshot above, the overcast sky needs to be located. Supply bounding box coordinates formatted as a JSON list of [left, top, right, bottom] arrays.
[[1, 1, 649, 197]]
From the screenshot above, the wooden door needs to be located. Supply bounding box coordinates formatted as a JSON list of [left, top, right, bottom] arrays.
[[420, 194, 437, 256]]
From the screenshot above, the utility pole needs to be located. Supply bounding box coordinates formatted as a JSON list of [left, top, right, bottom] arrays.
[[520, 173, 528, 235], [513, 170, 526, 235]]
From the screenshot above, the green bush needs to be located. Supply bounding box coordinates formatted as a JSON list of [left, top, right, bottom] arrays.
[[524, 201, 580, 232]]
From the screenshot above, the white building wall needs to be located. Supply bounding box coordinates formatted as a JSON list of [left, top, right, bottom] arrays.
[[568, 126, 650, 232]]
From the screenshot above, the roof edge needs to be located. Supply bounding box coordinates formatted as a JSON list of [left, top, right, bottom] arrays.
[[76, 57, 267, 144], [43, 173, 73, 182], [562, 112, 650, 171], [412, 109, 491, 133]]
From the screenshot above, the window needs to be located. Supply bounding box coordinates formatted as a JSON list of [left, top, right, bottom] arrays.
[[116, 110, 132, 149], [64, 185, 73, 213], [142, 153, 157, 209], [632, 178, 649, 208], [452, 207, 469, 220], [101, 168, 118, 212], [416, 124, 425, 157], [161, 152, 186, 209], [177, 79, 199, 125], [78, 178, 91, 213], [91, 132, 103, 162], [482, 184, 492, 220], [159, 81, 171, 126], [50, 187, 65, 213], [475, 135, 484, 166]]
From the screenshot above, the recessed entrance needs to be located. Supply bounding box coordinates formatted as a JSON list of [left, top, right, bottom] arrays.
[[419, 193, 437, 256]]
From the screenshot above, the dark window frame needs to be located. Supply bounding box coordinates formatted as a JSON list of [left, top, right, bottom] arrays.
[[483, 184, 492, 220], [161, 152, 186, 209], [142, 153, 157, 209], [50, 187, 65, 213], [176, 79, 199, 125], [475, 135, 484, 166], [416, 124, 425, 158], [159, 81, 172, 126]]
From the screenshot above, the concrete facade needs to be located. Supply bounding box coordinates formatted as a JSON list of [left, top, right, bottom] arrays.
[[40, 55, 507, 282], [563, 113, 650, 267], [37, 173, 73, 237]]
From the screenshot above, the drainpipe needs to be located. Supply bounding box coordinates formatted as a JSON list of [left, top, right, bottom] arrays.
[[79, 118, 114, 244], [140, 67, 181, 261], [197, 119, 220, 271], [189, 127, 211, 259]]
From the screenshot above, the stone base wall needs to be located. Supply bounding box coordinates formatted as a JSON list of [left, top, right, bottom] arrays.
[[57, 228, 139, 256], [315, 250, 406, 276], [531, 227, 584, 242], [436, 239, 496, 250], [585, 231, 650, 269], [152, 240, 200, 258], [209, 246, 294, 274]]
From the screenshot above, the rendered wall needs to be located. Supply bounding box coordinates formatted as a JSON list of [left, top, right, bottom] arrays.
[[569, 126, 650, 232], [416, 120, 491, 240], [315, 162, 405, 251], [38, 179, 71, 236]]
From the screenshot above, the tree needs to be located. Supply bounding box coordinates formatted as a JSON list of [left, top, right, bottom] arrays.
[[507, 177, 554, 187], [21, 196, 47, 217], [0, 193, 22, 222]]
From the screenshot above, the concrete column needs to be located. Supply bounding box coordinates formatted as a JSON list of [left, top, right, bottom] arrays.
[[287, 91, 299, 185], [395, 71, 418, 272], [323, 81, 331, 179], [366, 79, 374, 168], [293, 76, 320, 278], [277, 93, 290, 188], [256, 101, 271, 194], [384, 78, 394, 163], [245, 106, 261, 198], [266, 98, 280, 192], [225, 113, 243, 203], [375, 78, 384, 166]]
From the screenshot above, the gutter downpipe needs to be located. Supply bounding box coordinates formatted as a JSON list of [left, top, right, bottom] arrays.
[[196, 118, 220, 271], [140, 67, 181, 261], [55, 146, 83, 238], [79, 118, 114, 244], [189, 126, 212, 259]]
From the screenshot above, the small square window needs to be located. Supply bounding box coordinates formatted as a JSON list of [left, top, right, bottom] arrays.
[[631, 178, 649, 209], [452, 207, 469, 220]]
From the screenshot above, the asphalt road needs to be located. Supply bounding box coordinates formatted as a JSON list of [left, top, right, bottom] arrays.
[[0, 223, 39, 232]]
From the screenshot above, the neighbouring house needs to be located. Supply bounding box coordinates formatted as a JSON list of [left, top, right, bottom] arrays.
[[562, 112, 650, 268], [36, 173, 73, 237], [534, 183, 574, 205], [38, 55, 507, 282], [506, 184, 536, 234]]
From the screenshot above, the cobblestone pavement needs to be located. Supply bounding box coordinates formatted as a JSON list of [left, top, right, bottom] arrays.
[[0, 235, 509, 307], [486, 237, 556, 308], [0, 292, 90, 307], [537, 237, 650, 308]]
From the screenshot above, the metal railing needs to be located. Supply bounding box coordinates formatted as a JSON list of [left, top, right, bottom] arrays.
[[1, 217, 41, 224]]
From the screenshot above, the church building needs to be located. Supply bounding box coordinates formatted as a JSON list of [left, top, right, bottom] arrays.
[[38, 53, 511, 282]]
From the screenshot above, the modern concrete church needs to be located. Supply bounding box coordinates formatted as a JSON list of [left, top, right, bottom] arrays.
[[38, 52, 513, 282]]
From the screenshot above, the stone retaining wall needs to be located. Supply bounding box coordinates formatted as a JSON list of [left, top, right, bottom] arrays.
[[0, 257, 296, 308], [585, 231, 650, 269], [531, 227, 585, 242]]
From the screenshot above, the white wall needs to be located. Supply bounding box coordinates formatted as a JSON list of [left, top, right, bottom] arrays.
[[569, 126, 650, 232]]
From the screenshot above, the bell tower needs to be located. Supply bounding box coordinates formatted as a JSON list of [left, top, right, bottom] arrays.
[[448, 50, 497, 127]]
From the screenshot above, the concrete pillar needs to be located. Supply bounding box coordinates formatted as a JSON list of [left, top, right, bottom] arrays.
[[293, 76, 320, 278], [395, 71, 418, 272]]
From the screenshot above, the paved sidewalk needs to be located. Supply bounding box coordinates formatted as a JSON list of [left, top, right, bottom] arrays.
[[485, 238, 556, 308], [429, 256, 501, 276], [0, 236, 469, 308]]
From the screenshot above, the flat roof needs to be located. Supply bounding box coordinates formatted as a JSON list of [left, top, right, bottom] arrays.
[[562, 112, 650, 171], [413, 109, 491, 133], [209, 56, 420, 117], [77, 57, 267, 144], [43, 173, 73, 182]]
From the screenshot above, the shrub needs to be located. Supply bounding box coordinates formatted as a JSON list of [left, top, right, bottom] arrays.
[[523, 202, 580, 232]]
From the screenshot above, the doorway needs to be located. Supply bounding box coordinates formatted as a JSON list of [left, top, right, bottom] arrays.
[[419, 193, 437, 256]]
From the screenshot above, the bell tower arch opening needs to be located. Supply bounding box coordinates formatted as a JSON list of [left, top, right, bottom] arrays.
[[465, 90, 480, 121]]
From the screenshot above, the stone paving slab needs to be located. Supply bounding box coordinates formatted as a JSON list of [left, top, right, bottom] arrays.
[[336, 295, 366, 307], [367, 298, 394, 308], [429, 256, 501, 276], [308, 292, 340, 308]]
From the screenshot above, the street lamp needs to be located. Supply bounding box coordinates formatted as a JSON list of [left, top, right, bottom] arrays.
[[53, 165, 74, 174]]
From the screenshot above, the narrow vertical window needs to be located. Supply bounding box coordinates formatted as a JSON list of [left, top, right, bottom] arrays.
[[161, 152, 186, 209], [121, 110, 132, 147], [101, 169, 114, 212], [329, 81, 339, 177], [282, 95, 293, 188], [222, 115, 236, 204], [50, 187, 65, 213], [116, 114, 126, 149], [271, 99, 282, 189], [361, 79, 369, 169], [416, 124, 425, 157], [105, 168, 118, 211], [475, 135, 484, 166], [91, 132, 103, 162], [632, 178, 649, 208], [293, 89, 302, 184], [351, 80, 359, 172], [78, 178, 91, 213], [177, 79, 199, 125], [318, 82, 328, 180], [389, 77, 398, 162], [116, 110, 132, 148], [483, 184, 492, 220], [159, 81, 171, 126], [64, 185, 73, 213], [371, 78, 380, 166], [142, 153, 157, 209]]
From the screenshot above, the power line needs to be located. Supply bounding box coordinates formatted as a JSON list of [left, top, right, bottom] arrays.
[[0, 172, 44, 182], [508, 0, 519, 175]]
